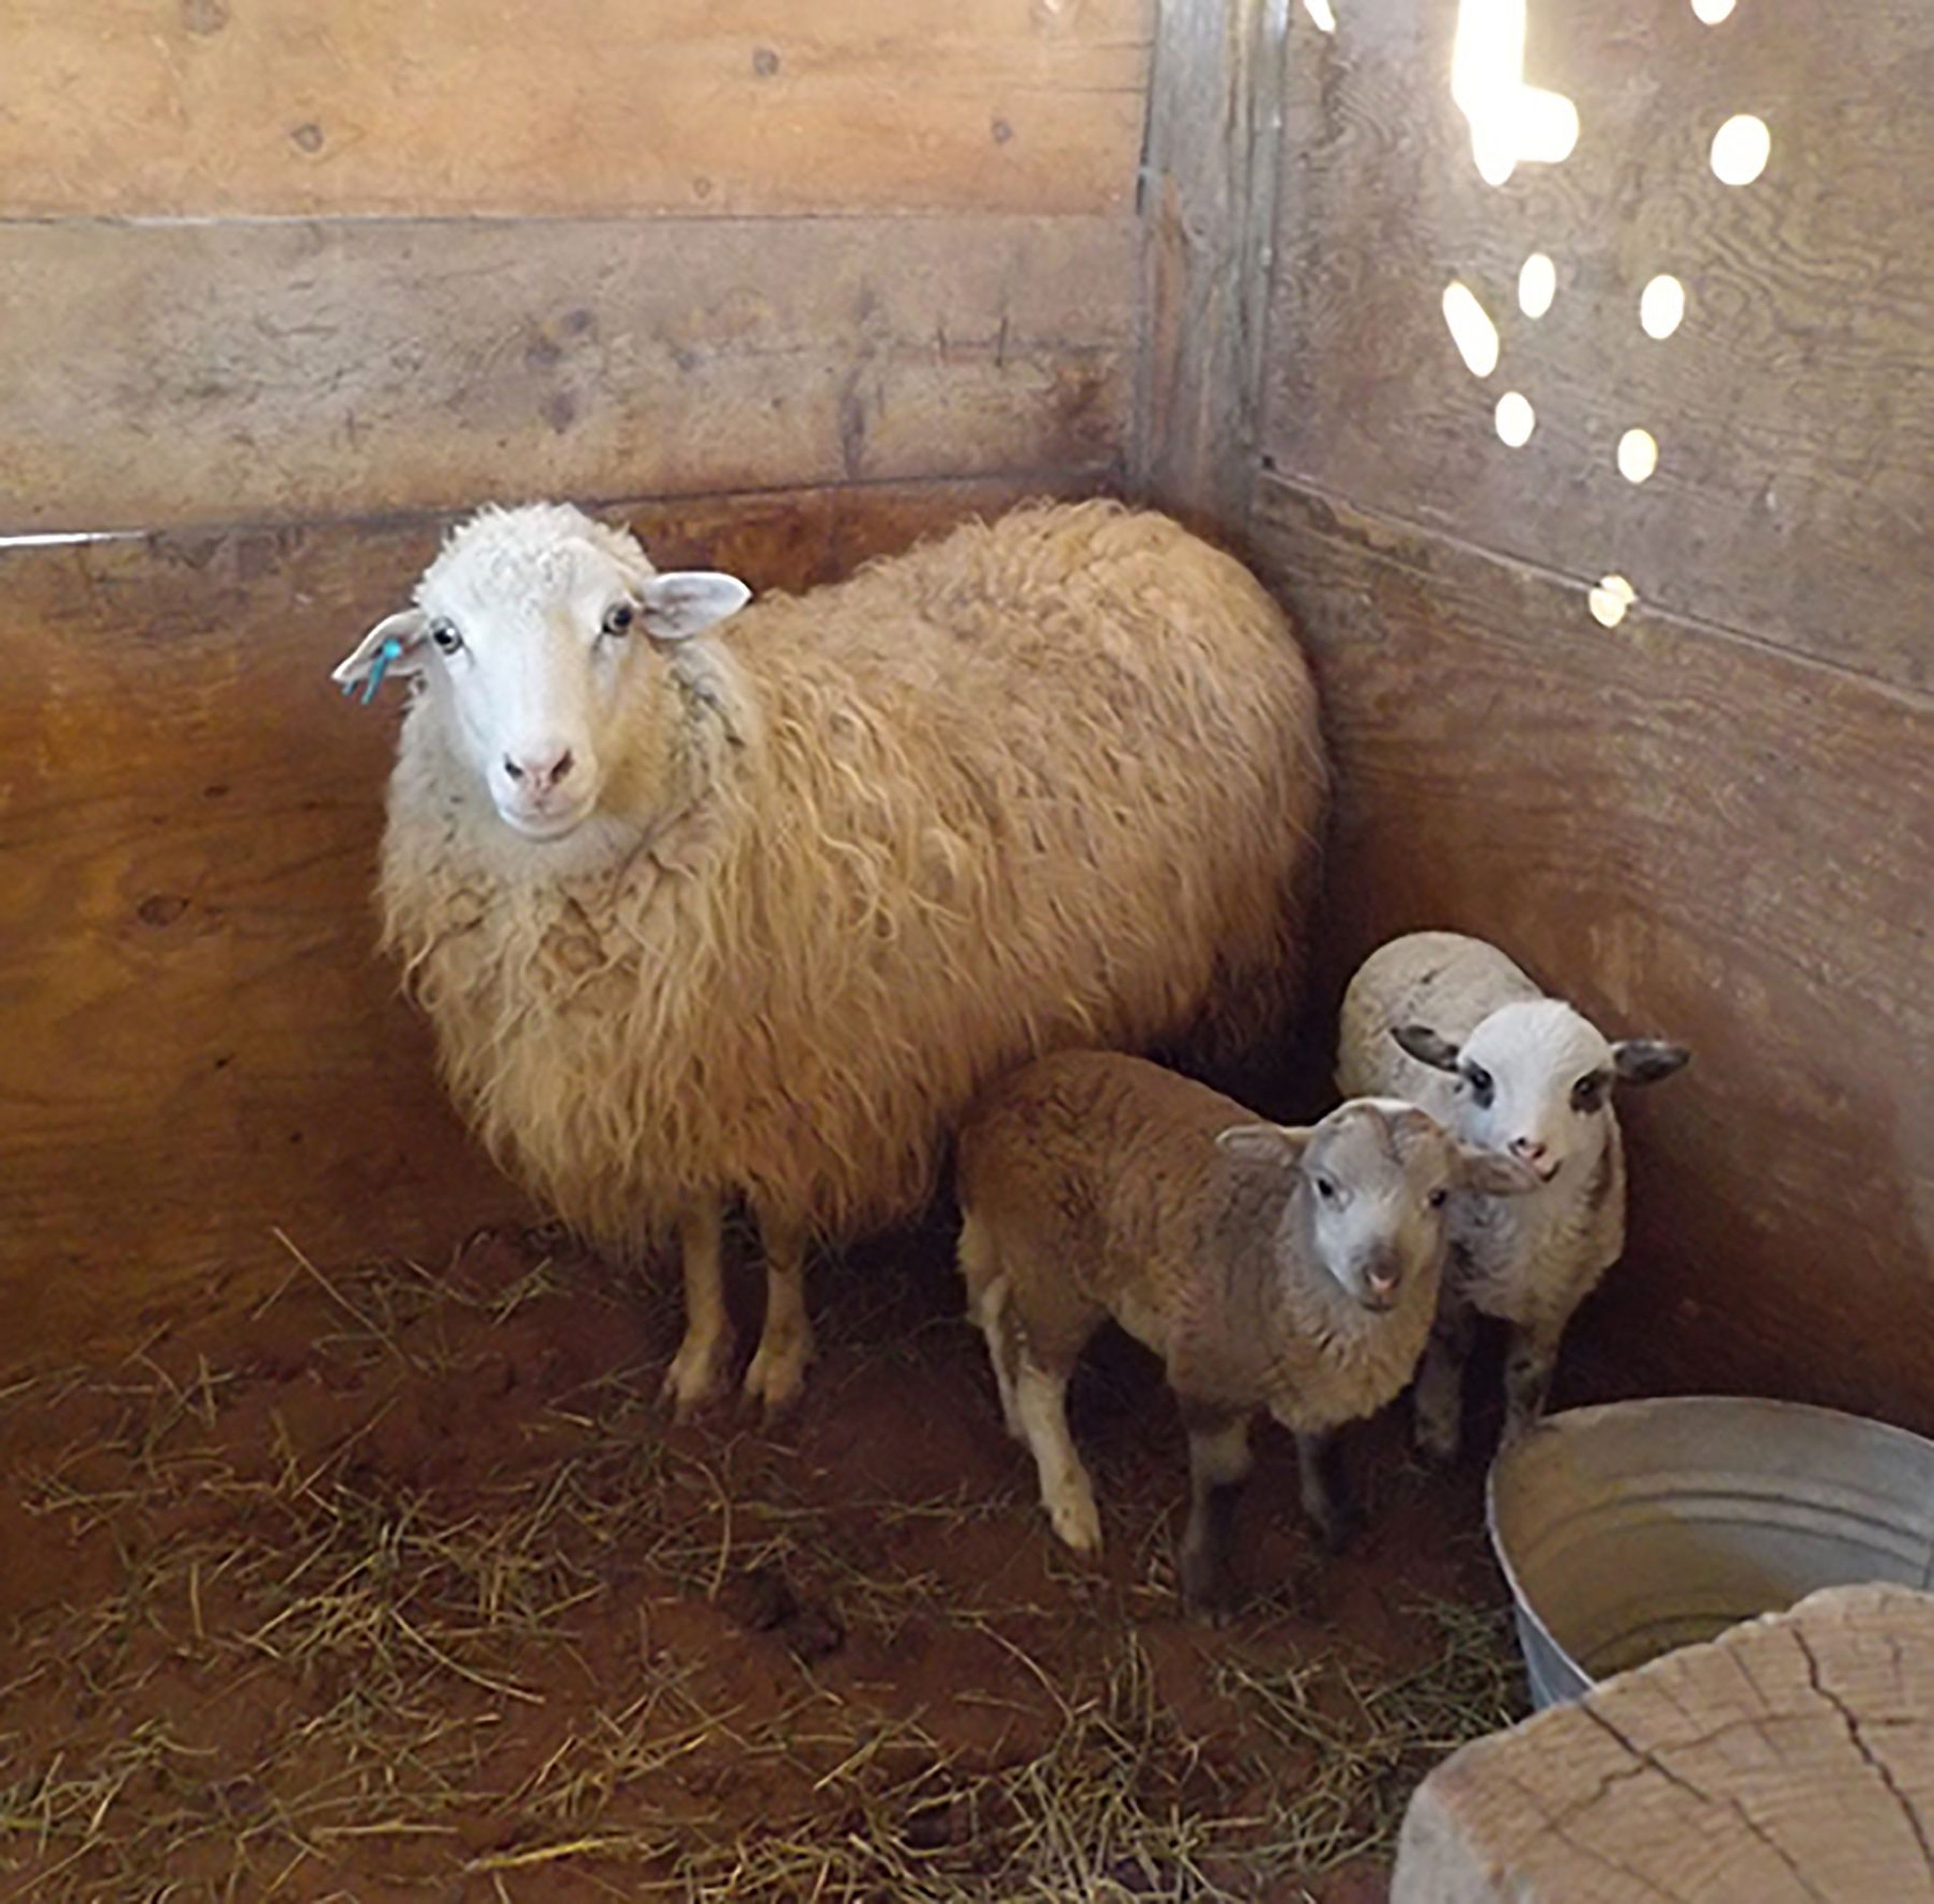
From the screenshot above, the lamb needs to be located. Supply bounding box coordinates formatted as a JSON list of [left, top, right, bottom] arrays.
[[954, 1051, 1537, 1618], [1336, 930, 1691, 1462], [333, 499, 1327, 1422]]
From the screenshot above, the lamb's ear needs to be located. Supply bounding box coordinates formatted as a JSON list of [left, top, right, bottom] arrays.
[[1216, 1123, 1314, 1169], [1452, 1143, 1542, 1196], [637, 571, 752, 643], [1393, 1023, 1462, 1073], [1612, 1039, 1691, 1085], [332, 609, 430, 693]]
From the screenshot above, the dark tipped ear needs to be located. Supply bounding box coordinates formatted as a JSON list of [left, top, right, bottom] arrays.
[[1612, 1040, 1691, 1085], [1216, 1123, 1314, 1169], [1394, 1024, 1462, 1073], [1452, 1143, 1542, 1196]]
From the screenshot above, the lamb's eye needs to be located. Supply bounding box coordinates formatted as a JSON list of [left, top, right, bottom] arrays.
[[1463, 1062, 1494, 1105], [1428, 1187, 1448, 1208], [1571, 1073, 1608, 1114], [602, 601, 635, 638], [429, 620, 464, 654], [1315, 1176, 1337, 1201]]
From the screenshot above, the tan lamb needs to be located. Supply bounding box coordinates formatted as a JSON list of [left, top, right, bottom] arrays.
[[955, 1051, 1537, 1619]]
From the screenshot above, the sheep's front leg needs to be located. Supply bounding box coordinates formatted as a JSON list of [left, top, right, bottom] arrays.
[[661, 1199, 732, 1421], [1294, 1430, 1361, 1554], [1413, 1297, 1476, 1466], [1179, 1404, 1254, 1624], [1501, 1318, 1564, 1447], [1014, 1358, 1102, 1553], [742, 1214, 815, 1421]]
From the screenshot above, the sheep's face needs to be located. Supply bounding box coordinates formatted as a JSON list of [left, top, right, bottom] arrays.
[[1394, 1001, 1690, 1184], [1220, 1103, 1537, 1313], [334, 505, 750, 843]]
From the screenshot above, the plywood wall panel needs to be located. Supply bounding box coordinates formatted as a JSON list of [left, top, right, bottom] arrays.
[[0, 0, 1150, 218], [0, 475, 1088, 1366], [0, 213, 1134, 533], [1253, 473, 1934, 1435], [1262, 0, 1933, 692]]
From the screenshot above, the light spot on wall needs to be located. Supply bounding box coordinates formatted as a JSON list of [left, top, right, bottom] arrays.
[[1517, 252, 1557, 318], [1691, 0, 1737, 22], [1617, 428, 1660, 483], [1588, 574, 1638, 627], [1710, 113, 1771, 185], [1495, 392, 1536, 445], [1442, 282, 1501, 377], [1302, 0, 1337, 32], [1451, 0, 1579, 187], [1639, 274, 1686, 339]]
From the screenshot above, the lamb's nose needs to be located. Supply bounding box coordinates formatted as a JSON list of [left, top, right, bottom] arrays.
[[504, 747, 576, 792], [1509, 1136, 1549, 1166]]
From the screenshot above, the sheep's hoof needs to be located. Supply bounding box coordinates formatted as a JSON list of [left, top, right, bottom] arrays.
[[1046, 1488, 1103, 1556], [1179, 1556, 1239, 1626], [661, 1336, 733, 1424], [741, 1334, 812, 1424], [1313, 1499, 1364, 1556]]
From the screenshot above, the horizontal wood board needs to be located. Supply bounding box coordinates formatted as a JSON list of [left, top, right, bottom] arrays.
[[1253, 474, 1934, 1436], [0, 475, 1091, 1367], [1264, 0, 1933, 691], [0, 214, 1134, 534], [0, 0, 1149, 218]]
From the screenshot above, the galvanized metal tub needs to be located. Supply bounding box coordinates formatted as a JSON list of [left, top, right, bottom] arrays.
[[1486, 1396, 1934, 1710]]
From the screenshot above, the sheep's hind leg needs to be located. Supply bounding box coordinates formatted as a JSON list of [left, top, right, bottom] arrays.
[[1179, 1404, 1254, 1624], [661, 1200, 733, 1422], [743, 1214, 815, 1422], [1014, 1358, 1102, 1553]]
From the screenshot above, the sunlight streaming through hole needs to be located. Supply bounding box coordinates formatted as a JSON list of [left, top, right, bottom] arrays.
[[1618, 429, 1659, 483], [1588, 575, 1638, 627], [1711, 114, 1771, 185], [1640, 275, 1686, 339], [1442, 282, 1501, 376], [1691, 0, 1737, 22], [1495, 392, 1536, 446], [1517, 252, 1557, 318], [1451, 0, 1580, 187], [1302, 0, 1337, 32]]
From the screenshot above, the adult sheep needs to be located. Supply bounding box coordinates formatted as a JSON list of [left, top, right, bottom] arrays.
[[334, 499, 1327, 1419]]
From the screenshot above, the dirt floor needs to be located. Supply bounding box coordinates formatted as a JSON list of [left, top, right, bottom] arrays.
[[0, 1212, 1528, 1902]]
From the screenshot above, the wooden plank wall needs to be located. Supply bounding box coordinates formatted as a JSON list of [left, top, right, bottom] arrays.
[[0, 1, 1151, 1359], [1242, 0, 1933, 1430]]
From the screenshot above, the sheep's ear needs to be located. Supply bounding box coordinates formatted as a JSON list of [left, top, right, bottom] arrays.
[[1451, 1143, 1542, 1196], [1393, 1024, 1462, 1072], [332, 609, 430, 691], [1612, 1040, 1691, 1085], [637, 571, 752, 643], [1216, 1123, 1313, 1169]]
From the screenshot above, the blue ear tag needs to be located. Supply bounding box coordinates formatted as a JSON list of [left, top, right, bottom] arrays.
[[348, 634, 407, 706]]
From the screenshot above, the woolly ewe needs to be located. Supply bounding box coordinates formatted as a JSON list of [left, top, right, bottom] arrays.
[[335, 501, 1326, 1420], [1337, 930, 1690, 1461], [955, 1052, 1536, 1618]]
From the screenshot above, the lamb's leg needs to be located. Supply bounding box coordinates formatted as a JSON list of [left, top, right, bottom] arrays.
[[1014, 1358, 1102, 1554], [958, 1214, 1024, 1438], [743, 1214, 815, 1421], [1413, 1297, 1476, 1466], [1179, 1405, 1254, 1623], [1501, 1318, 1564, 1446], [661, 1199, 732, 1421], [1294, 1430, 1361, 1553]]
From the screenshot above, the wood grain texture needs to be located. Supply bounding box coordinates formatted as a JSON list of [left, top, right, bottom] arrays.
[[0, 214, 1133, 535], [1131, 0, 1289, 530], [1253, 475, 1934, 1436], [1263, 0, 1934, 691], [1393, 1584, 1934, 1903], [0, 0, 1149, 218], [0, 474, 1091, 1368]]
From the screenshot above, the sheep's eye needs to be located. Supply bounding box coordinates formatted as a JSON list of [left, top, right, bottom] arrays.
[[1314, 1176, 1337, 1201], [1571, 1073, 1609, 1114], [1462, 1062, 1494, 1106], [429, 620, 463, 655], [601, 601, 636, 638], [1428, 1187, 1449, 1208]]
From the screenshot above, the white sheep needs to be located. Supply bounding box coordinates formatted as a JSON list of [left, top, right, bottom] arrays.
[[956, 1051, 1536, 1617], [1336, 930, 1690, 1461], [333, 500, 1327, 1420]]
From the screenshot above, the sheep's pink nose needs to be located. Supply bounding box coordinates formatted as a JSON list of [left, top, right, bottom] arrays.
[[1509, 1136, 1549, 1166], [503, 746, 576, 793]]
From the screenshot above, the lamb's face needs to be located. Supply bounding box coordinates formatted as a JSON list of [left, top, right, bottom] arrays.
[[334, 505, 750, 843], [1442, 1000, 1618, 1183]]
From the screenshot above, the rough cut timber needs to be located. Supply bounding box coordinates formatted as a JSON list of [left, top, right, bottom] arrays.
[[1392, 1583, 1934, 1903]]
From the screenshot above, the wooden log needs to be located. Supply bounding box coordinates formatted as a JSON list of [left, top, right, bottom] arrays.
[[0, 474, 1090, 1368], [0, 213, 1133, 534], [1393, 1583, 1934, 1902]]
